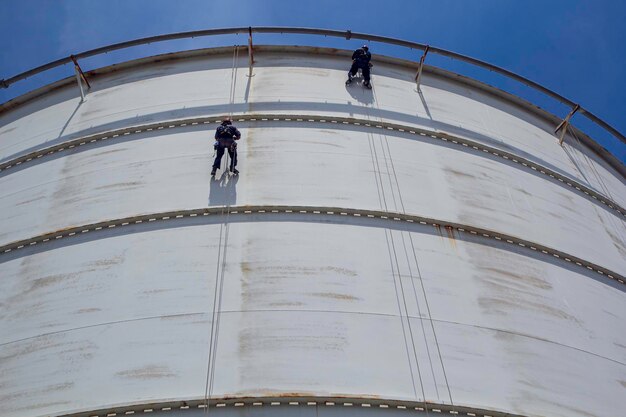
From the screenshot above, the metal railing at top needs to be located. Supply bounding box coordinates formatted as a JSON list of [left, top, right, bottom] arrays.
[[1, 26, 625, 148]]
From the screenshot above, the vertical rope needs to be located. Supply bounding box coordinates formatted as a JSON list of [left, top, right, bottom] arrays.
[[567, 124, 614, 201], [376, 126, 441, 401], [364, 88, 429, 412], [374, 84, 453, 407], [368, 129, 422, 402], [204, 216, 224, 414], [378, 119, 454, 406], [225, 46, 240, 172], [203, 44, 240, 415], [228, 46, 240, 118], [377, 122, 453, 404]]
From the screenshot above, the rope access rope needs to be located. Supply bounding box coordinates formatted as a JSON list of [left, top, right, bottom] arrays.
[[204, 45, 240, 414], [365, 83, 431, 412]]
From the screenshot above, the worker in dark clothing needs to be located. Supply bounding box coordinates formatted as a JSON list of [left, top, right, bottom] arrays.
[[346, 45, 372, 88], [211, 118, 241, 176]]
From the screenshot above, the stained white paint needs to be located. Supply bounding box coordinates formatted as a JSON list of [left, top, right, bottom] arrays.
[[0, 48, 624, 417]]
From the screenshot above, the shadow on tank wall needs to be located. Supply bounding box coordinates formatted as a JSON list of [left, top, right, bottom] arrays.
[[209, 172, 238, 207]]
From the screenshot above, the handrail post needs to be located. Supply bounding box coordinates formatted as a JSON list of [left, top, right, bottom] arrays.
[[415, 45, 430, 91], [70, 55, 90, 101], [555, 104, 580, 145], [70, 55, 91, 89], [74, 66, 85, 102], [247, 27, 254, 77]]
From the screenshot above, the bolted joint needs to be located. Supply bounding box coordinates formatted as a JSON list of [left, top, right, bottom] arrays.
[[345, 30, 352, 40]]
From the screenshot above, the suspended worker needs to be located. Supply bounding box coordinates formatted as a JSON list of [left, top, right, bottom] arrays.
[[211, 118, 241, 176], [346, 45, 372, 88]]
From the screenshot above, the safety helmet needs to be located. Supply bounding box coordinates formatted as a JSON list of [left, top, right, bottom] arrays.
[[221, 118, 232, 126], [362, 45, 369, 51]]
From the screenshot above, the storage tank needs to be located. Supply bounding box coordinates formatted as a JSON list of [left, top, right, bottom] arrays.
[[1, 31, 625, 417]]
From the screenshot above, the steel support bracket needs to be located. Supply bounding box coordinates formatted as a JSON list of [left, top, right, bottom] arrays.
[[555, 104, 580, 145], [70, 55, 91, 89], [0, 79, 8, 89], [345, 30, 352, 40], [415, 45, 430, 91], [247, 27, 255, 77]]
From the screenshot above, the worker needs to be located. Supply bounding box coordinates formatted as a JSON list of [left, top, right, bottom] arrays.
[[346, 45, 372, 88], [211, 118, 241, 176]]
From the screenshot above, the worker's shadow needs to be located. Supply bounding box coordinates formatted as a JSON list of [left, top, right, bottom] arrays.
[[345, 76, 374, 104], [208, 172, 239, 206]]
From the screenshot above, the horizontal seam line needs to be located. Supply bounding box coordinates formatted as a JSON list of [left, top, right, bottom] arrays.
[[0, 312, 206, 347], [1, 205, 623, 285], [430, 317, 626, 367], [0, 113, 622, 218]]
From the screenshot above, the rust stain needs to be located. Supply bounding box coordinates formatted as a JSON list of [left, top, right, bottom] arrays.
[[219, 391, 318, 400], [95, 181, 143, 191], [238, 323, 348, 355], [28, 274, 73, 292], [321, 266, 358, 277], [446, 168, 476, 179], [480, 266, 553, 290], [1, 338, 95, 362], [240, 262, 357, 277], [478, 296, 579, 323], [89, 255, 125, 268], [269, 301, 305, 307], [240, 261, 253, 273], [75, 307, 101, 314], [41, 382, 74, 393], [116, 365, 176, 380], [311, 292, 360, 301], [218, 391, 382, 401], [16, 195, 45, 206], [435, 224, 457, 251], [142, 288, 174, 295], [444, 225, 457, 250]]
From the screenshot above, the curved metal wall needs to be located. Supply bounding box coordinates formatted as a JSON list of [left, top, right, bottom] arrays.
[[0, 47, 625, 417]]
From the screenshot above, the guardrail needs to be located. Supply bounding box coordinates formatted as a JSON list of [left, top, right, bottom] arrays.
[[1, 26, 625, 148]]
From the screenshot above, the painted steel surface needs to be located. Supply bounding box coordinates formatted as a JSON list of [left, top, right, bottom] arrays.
[[0, 49, 625, 417], [2, 27, 624, 149]]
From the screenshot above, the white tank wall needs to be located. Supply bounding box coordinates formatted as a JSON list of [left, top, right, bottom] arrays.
[[0, 50, 624, 207], [1, 124, 624, 273], [0, 48, 625, 417]]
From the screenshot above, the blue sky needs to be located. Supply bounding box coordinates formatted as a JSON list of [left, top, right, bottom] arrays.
[[1, 0, 624, 160]]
